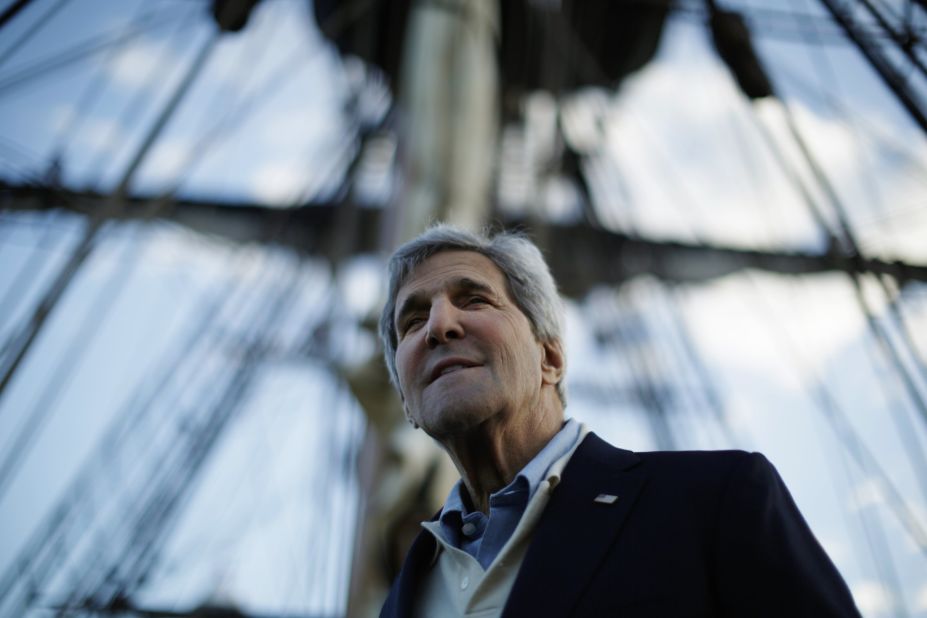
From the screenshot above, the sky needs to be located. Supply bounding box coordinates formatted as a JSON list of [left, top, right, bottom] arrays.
[[1, 0, 927, 616]]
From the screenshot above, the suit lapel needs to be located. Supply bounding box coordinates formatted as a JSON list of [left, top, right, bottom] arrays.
[[502, 433, 646, 617], [383, 528, 437, 617]]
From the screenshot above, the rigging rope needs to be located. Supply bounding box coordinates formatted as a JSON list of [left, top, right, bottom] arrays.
[[0, 8, 184, 97], [0, 0, 71, 71]]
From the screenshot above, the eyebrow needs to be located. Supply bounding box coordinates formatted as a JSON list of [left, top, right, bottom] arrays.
[[394, 277, 497, 329]]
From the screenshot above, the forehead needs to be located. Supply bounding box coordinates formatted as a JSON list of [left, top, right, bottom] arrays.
[[396, 250, 509, 305]]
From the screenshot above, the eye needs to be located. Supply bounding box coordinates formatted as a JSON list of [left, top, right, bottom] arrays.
[[466, 296, 489, 307], [401, 316, 425, 336]]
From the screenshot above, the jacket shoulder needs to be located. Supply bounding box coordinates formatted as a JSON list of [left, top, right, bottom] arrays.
[[580, 435, 779, 508], [636, 448, 762, 477], [583, 432, 761, 484]]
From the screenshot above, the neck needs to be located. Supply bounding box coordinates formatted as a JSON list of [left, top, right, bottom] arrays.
[[441, 400, 564, 514]]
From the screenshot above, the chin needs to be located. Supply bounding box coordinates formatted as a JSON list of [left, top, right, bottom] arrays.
[[417, 396, 497, 439]]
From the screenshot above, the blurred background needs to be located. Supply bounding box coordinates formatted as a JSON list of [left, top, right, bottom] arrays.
[[0, 0, 926, 616]]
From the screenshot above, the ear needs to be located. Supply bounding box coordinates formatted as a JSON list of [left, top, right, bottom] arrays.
[[539, 339, 565, 387]]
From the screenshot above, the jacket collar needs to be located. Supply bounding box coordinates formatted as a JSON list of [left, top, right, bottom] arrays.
[[380, 432, 645, 618], [502, 432, 645, 617], [381, 520, 437, 618]]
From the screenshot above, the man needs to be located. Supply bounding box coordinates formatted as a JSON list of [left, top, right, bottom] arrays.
[[378, 224, 860, 617]]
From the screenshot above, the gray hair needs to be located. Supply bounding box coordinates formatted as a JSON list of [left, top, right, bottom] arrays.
[[379, 224, 566, 405]]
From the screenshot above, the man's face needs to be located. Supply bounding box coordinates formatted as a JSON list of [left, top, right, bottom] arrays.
[[393, 250, 556, 439]]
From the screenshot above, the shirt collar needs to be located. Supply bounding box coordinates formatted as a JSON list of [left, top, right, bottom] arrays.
[[438, 418, 581, 521]]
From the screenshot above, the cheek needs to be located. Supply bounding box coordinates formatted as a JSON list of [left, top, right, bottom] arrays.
[[495, 323, 542, 381], [396, 343, 416, 392], [394, 344, 414, 391]]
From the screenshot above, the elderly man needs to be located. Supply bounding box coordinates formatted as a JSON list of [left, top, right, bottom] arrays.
[[378, 225, 859, 617]]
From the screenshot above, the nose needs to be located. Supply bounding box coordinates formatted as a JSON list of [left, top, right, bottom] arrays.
[[425, 299, 464, 348]]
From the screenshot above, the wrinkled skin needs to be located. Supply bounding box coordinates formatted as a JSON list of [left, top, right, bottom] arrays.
[[393, 250, 564, 512]]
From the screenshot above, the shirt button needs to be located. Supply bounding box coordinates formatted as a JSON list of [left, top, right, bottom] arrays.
[[461, 522, 477, 536], [460, 576, 470, 590]]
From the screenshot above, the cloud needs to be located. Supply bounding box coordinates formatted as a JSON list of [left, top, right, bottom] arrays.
[[594, 24, 927, 264], [142, 137, 192, 185], [249, 161, 307, 206], [851, 580, 895, 616], [107, 39, 175, 90], [207, 1, 314, 96], [602, 57, 823, 250], [76, 117, 125, 154], [849, 477, 885, 511], [916, 581, 927, 612], [50, 105, 75, 133], [340, 257, 382, 318], [682, 271, 867, 384], [256, 108, 341, 151]]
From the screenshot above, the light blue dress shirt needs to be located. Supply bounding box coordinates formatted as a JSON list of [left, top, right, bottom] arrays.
[[433, 418, 582, 570]]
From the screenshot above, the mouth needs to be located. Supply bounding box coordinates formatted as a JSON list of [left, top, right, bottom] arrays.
[[428, 358, 481, 384]]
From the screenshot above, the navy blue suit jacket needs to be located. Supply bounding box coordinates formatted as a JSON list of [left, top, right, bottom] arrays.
[[380, 433, 860, 617]]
